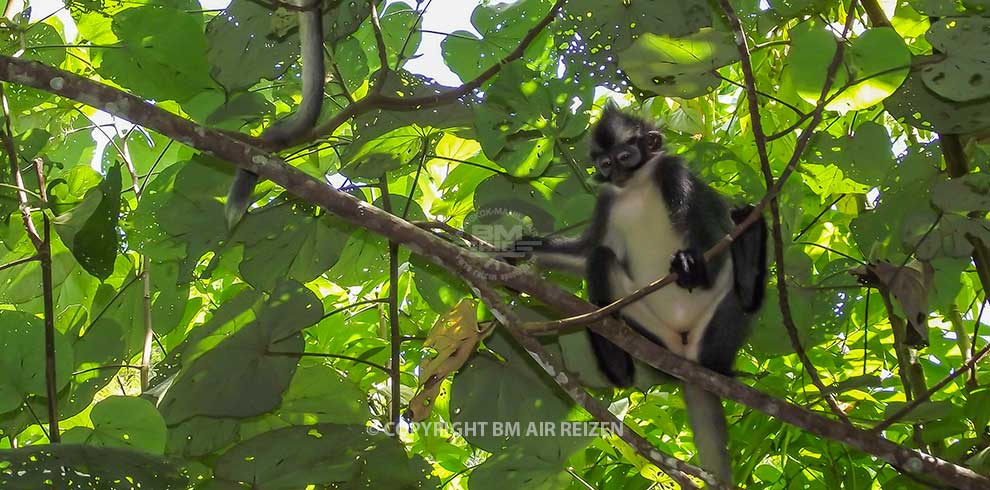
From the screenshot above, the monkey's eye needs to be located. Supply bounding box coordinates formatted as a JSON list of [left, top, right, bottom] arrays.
[[616, 151, 632, 164], [596, 158, 612, 169]]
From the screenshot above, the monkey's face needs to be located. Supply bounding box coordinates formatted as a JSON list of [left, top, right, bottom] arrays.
[[590, 107, 663, 186]]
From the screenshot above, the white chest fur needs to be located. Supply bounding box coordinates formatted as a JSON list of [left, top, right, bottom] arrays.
[[602, 161, 733, 359]]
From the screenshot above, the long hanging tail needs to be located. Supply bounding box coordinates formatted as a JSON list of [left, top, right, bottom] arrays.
[[226, 169, 260, 229], [682, 382, 732, 484], [224, 2, 324, 228]]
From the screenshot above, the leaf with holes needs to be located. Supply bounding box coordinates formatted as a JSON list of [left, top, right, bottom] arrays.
[[922, 17, 990, 102], [618, 28, 738, 98]]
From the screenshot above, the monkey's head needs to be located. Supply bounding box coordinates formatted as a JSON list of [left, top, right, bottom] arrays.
[[590, 105, 663, 186]]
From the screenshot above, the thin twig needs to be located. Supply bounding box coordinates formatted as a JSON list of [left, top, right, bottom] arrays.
[[369, 0, 390, 90], [379, 176, 403, 432], [1, 85, 41, 249], [267, 350, 393, 375], [874, 343, 990, 432], [0, 254, 38, 271], [72, 364, 142, 376], [303, 0, 566, 146]]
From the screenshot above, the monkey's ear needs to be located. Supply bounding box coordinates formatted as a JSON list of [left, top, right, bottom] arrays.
[[646, 130, 663, 151]]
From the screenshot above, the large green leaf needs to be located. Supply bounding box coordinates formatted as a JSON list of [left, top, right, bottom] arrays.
[[0, 311, 73, 414], [205, 0, 295, 91], [53, 163, 122, 281], [556, 0, 714, 91], [61, 396, 167, 454], [0, 444, 186, 489], [97, 6, 216, 101], [450, 331, 580, 453], [213, 424, 434, 489], [789, 26, 910, 111], [886, 73, 990, 133], [158, 281, 321, 424], [233, 199, 351, 291], [441, 0, 551, 81], [921, 17, 990, 102], [618, 28, 738, 98]]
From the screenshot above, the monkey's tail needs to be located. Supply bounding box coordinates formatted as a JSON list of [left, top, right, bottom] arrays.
[[224, 2, 325, 229], [682, 382, 732, 485], [226, 169, 259, 229]]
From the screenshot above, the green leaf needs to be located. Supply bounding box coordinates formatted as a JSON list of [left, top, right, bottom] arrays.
[[0, 444, 186, 489], [557, 0, 714, 91], [97, 6, 215, 102], [886, 73, 990, 133], [342, 126, 424, 179], [468, 442, 580, 490], [618, 28, 739, 98], [206, 0, 294, 91], [61, 396, 167, 454], [354, 1, 422, 73], [933, 174, 990, 213], [451, 331, 579, 453], [411, 253, 472, 312], [768, 0, 826, 16], [441, 0, 551, 81], [829, 27, 911, 111], [0, 311, 73, 414], [921, 17, 990, 102], [233, 200, 351, 291], [788, 24, 838, 104], [213, 424, 433, 489], [166, 416, 239, 458], [158, 281, 321, 424], [790, 26, 910, 111], [53, 163, 122, 281], [807, 122, 896, 188]]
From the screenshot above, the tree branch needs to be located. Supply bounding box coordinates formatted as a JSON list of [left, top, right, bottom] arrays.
[[300, 0, 566, 145], [716, 0, 855, 425], [369, 0, 390, 90], [874, 343, 990, 432], [467, 279, 713, 489], [3, 53, 989, 489], [379, 176, 403, 432]]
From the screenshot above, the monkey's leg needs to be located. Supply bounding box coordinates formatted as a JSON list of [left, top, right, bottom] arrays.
[[586, 246, 635, 387], [729, 205, 769, 312]]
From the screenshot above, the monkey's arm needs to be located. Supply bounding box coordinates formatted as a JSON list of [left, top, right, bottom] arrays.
[[506, 189, 616, 273], [225, 1, 325, 229], [656, 157, 732, 290]]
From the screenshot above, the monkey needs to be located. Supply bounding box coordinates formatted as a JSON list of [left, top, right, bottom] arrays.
[[509, 105, 767, 483], [225, 0, 326, 228]]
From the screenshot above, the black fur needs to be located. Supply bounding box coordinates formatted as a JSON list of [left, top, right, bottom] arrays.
[[505, 107, 768, 482]]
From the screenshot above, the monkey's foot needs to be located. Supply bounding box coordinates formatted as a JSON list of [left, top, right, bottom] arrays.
[[670, 249, 709, 291]]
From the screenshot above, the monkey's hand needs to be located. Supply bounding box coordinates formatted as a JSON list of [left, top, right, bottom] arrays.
[[670, 249, 710, 291], [498, 235, 541, 266]]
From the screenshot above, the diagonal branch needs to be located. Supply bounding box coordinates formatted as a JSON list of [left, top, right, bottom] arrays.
[[3, 54, 989, 489], [715, 0, 856, 425], [873, 343, 990, 432], [369, 0, 390, 90], [467, 279, 713, 489], [299, 0, 566, 146]]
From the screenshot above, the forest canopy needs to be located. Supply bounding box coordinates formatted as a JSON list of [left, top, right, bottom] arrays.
[[1, 0, 990, 489]]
